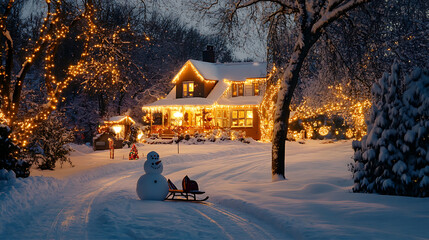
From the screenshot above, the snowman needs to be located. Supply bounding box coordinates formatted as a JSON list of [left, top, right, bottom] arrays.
[[136, 151, 169, 200]]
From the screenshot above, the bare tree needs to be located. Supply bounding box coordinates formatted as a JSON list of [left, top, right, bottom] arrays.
[[0, 0, 96, 146], [196, 0, 372, 180]]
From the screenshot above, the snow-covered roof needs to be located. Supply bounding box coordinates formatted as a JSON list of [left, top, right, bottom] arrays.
[[189, 60, 267, 82], [217, 96, 263, 106], [143, 60, 267, 109], [144, 76, 263, 108], [145, 80, 230, 107], [144, 97, 216, 108], [105, 116, 135, 124]]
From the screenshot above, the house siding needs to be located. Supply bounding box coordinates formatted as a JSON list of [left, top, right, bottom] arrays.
[[229, 107, 261, 140], [144, 60, 270, 141]]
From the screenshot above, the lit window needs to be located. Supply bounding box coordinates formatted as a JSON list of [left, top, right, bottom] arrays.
[[232, 84, 237, 97], [183, 81, 194, 97], [253, 82, 259, 96], [216, 110, 229, 127], [246, 110, 253, 126], [232, 83, 244, 97], [238, 84, 244, 96], [232, 109, 253, 127]]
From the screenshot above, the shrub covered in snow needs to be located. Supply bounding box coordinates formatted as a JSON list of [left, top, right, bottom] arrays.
[[0, 125, 31, 178], [26, 112, 75, 170], [146, 129, 251, 144], [351, 63, 429, 197], [0, 168, 16, 184]]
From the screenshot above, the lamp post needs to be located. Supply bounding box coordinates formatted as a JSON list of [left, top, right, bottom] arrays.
[[173, 111, 183, 154]]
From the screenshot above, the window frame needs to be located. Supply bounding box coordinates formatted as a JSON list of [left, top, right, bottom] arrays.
[[231, 109, 253, 127], [183, 81, 194, 97], [253, 82, 260, 96], [232, 83, 244, 97]]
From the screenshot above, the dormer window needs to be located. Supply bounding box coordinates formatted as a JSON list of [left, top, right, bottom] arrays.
[[253, 82, 260, 96], [183, 81, 194, 97], [232, 83, 244, 97]]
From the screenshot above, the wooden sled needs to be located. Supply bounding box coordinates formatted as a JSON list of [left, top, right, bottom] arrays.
[[166, 178, 209, 202]]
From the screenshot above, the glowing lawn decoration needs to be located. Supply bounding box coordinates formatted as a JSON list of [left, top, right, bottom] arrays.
[[318, 126, 330, 136], [137, 132, 144, 140]]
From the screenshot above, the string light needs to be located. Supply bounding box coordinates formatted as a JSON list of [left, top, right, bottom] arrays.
[[2, 0, 98, 147], [258, 65, 371, 141], [288, 85, 371, 140], [103, 116, 136, 125], [172, 61, 216, 83], [318, 126, 330, 136], [145, 61, 369, 142], [258, 66, 280, 142]]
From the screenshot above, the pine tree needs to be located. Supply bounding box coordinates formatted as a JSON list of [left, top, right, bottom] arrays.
[[0, 124, 31, 178], [352, 64, 429, 196], [27, 113, 75, 170], [401, 68, 429, 196], [129, 144, 139, 160]]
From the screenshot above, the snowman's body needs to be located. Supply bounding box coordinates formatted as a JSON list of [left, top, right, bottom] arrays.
[[136, 151, 169, 200]]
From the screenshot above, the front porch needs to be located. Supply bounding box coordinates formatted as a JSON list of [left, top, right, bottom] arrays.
[[144, 106, 260, 140]]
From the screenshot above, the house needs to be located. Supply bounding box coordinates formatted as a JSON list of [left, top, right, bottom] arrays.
[[92, 132, 122, 151], [102, 115, 135, 140], [142, 47, 269, 140], [93, 115, 135, 150]]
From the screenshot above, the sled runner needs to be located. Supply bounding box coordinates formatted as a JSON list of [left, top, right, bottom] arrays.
[[166, 176, 209, 202]]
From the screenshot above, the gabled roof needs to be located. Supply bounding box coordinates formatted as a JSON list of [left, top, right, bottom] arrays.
[[105, 115, 135, 124], [144, 60, 268, 109], [173, 60, 267, 83], [144, 80, 229, 108]]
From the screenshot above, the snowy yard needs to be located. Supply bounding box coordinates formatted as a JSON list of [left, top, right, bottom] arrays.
[[1, 140, 428, 239]]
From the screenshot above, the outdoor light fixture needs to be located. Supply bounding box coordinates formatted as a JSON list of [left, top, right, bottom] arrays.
[[137, 133, 144, 140], [173, 112, 183, 119], [112, 125, 122, 134]]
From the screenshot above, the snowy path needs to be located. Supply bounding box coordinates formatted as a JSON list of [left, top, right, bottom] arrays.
[[2, 141, 428, 239], [2, 144, 289, 239]]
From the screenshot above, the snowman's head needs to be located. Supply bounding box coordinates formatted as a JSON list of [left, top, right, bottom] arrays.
[[144, 151, 163, 174]]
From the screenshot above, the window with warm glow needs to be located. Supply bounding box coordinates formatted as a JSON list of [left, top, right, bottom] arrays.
[[183, 81, 194, 97], [232, 84, 237, 97], [216, 110, 229, 127], [232, 83, 244, 97], [170, 111, 184, 126], [232, 110, 253, 127], [253, 82, 260, 96]]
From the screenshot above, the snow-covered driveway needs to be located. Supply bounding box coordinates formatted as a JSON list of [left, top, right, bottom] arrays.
[[2, 143, 289, 239], [2, 141, 428, 239], [42, 167, 285, 239]]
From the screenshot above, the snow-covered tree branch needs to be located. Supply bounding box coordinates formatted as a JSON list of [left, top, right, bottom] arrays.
[[194, 0, 372, 180]]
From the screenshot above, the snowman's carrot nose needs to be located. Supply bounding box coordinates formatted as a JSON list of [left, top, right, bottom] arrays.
[[155, 160, 161, 165]]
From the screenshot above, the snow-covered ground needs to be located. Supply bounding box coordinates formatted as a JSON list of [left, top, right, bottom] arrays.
[[1, 140, 428, 239]]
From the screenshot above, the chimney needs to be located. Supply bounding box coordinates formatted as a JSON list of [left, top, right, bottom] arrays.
[[202, 45, 215, 63]]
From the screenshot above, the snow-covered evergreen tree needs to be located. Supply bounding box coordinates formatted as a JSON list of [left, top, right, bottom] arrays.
[[0, 124, 31, 178], [352, 63, 429, 197], [400, 67, 429, 195], [27, 112, 75, 170]]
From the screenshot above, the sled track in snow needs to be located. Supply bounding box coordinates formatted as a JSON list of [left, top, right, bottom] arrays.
[[46, 171, 138, 239], [193, 202, 278, 239], [45, 167, 285, 239]]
